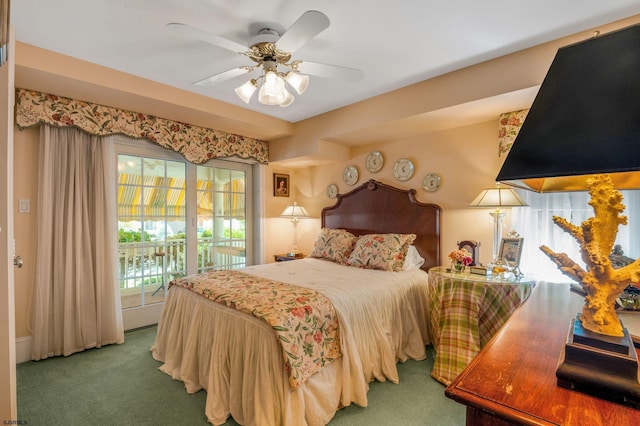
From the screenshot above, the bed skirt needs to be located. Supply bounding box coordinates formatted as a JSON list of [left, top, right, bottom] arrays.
[[151, 265, 431, 425]]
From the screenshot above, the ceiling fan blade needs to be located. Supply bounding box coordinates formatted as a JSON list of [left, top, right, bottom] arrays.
[[296, 61, 364, 82], [167, 22, 248, 53], [276, 10, 330, 53], [193, 67, 249, 86]]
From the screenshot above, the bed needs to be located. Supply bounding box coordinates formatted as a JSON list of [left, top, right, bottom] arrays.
[[151, 179, 441, 425]]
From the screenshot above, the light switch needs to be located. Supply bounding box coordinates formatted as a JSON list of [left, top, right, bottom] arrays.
[[19, 199, 30, 213]]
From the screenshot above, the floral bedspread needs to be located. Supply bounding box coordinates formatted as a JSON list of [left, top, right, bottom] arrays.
[[169, 270, 341, 389]]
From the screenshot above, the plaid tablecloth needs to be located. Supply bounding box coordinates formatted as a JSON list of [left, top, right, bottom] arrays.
[[428, 266, 535, 385]]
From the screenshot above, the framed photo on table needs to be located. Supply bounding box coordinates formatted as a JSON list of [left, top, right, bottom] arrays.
[[457, 240, 480, 266], [499, 237, 524, 267], [273, 173, 290, 197]]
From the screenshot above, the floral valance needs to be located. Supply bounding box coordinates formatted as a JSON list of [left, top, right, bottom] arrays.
[[15, 89, 269, 164], [498, 109, 529, 157]]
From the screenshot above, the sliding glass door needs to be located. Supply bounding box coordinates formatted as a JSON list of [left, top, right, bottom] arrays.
[[115, 139, 252, 327]]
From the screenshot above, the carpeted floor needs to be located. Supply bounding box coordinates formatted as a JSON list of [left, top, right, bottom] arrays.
[[16, 326, 465, 425]]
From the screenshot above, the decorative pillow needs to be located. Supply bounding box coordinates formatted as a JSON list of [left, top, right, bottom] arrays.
[[403, 245, 426, 270], [309, 228, 358, 264], [347, 233, 416, 272]]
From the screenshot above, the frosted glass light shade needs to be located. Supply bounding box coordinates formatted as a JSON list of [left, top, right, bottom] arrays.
[[258, 84, 285, 105], [263, 71, 285, 95], [234, 79, 257, 103], [279, 89, 294, 107], [285, 72, 309, 94]]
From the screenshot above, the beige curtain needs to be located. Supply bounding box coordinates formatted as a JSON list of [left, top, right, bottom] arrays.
[[31, 125, 124, 360]]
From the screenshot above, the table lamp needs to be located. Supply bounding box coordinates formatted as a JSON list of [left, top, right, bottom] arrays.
[[279, 201, 309, 256], [496, 23, 640, 406], [468, 186, 527, 264]]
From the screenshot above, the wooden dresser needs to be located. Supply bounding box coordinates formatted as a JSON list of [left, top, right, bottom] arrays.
[[445, 281, 640, 425]]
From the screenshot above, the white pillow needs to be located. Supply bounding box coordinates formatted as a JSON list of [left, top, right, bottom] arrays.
[[403, 245, 425, 270]]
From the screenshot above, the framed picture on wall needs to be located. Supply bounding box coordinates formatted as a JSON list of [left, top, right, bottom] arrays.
[[273, 173, 290, 197], [499, 237, 524, 267]]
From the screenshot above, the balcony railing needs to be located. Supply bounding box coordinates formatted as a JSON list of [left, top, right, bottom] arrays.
[[118, 239, 246, 309]]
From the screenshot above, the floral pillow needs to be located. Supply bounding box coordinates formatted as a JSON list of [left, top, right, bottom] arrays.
[[347, 233, 416, 272], [309, 228, 358, 264]]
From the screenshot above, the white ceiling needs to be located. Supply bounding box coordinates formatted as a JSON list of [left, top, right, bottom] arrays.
[[10, 0, 640, 124]]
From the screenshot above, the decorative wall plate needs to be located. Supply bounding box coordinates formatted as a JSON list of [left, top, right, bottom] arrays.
[[393, 158, 414, 181], [423, 173, 441, 192], [343, 165, 359, 185], [365, 151, 384, 173], [326, 183, 338, 199]]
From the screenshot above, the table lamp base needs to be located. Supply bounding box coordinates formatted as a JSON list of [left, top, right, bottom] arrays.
[[556, 314, 640, 408]]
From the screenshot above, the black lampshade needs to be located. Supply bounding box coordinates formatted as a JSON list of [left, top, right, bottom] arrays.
[[497, 23, 640, 192]]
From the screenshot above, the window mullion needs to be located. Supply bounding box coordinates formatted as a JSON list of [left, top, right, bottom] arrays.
[[186, 164, 199, 275]]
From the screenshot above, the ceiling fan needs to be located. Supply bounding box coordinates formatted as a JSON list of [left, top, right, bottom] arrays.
[[167, 10, 363, 107]]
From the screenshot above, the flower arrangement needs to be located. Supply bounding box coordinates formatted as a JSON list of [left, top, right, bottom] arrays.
[[448, 249, 473, 266]]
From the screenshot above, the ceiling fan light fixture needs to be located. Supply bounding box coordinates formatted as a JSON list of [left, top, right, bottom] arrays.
[[173, 11, 363, 109], [234, 79, 258, 103], [285, 71, 309, 95]]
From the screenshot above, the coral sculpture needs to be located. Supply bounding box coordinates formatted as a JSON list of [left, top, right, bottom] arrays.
[[540, 174, 640, 337]]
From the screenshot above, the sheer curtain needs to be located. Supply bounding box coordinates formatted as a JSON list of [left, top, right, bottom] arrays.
[[511, 188, 640, 282], [31, 125, 124, 360]]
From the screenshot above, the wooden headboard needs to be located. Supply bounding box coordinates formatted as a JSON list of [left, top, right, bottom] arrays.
[[321, 179, 441, 271]]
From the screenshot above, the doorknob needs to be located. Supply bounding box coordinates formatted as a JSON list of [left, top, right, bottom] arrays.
[[14, 255, 23, 268]]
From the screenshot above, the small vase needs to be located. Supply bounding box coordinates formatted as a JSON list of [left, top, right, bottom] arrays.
[[453, 262, 465, 273]]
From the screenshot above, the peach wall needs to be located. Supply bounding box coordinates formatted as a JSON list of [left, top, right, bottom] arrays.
[[263, 165, 315, 259], [273, 119, 512, 267], [13, 126, 38, 338]]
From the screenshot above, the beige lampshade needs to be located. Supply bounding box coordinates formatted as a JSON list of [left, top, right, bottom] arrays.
[[468, 187, 528, 209], [280, 202, 310, 221]]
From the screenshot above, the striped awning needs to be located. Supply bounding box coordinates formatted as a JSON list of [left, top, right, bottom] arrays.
[[118, 174, 245, 220]]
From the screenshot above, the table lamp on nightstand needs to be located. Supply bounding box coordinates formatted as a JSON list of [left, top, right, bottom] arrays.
[[280, 202, 310, 257], [468, 186, 528, 264]]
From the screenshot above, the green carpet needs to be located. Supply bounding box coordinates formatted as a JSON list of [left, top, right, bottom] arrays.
[[16, 326, 465, 425]]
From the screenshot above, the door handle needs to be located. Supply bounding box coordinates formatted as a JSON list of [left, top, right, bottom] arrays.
[[14, 255, 23, 268]]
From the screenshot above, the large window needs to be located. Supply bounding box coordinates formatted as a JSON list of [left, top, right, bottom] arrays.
[[511, 189, 640, 282], [115, 139, 253, 317]]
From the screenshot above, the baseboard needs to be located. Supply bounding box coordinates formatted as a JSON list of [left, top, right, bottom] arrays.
[[16, 335, 32, 364], [122, 303, 164, 331]]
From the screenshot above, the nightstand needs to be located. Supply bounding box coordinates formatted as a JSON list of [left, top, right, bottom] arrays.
[[427, 266, 535, 385], [273, 253, 305, 262]]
